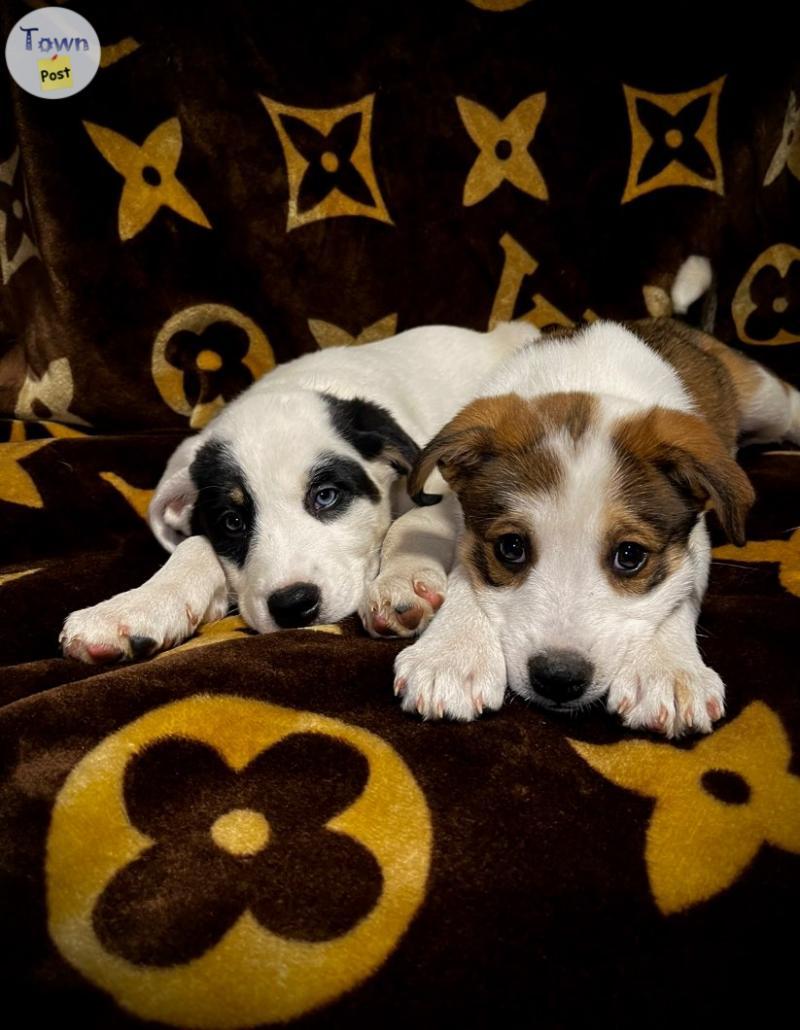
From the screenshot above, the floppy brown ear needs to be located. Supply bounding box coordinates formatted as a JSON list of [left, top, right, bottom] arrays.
[[408, 425, 493, 505], [619, 408, 755, 546], [407, 394, 528, 505]]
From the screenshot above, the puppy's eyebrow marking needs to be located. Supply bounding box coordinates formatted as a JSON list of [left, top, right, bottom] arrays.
[[229, 486, 245, 505]]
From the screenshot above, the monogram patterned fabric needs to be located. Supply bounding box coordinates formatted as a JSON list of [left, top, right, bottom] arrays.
[[0, 2, 798, 1027]]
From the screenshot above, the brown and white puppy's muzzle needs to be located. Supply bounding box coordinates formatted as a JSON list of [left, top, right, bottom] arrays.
[[408, 391, 753, 724]]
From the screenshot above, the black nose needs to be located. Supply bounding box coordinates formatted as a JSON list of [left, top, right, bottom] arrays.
[[528, 650, 594, 705], [267, 583, 321, 628]]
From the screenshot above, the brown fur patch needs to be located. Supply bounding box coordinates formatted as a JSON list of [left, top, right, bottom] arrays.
[[229, 486, 245, 505], [409, 393, 600, 589], [692, 330, 770, 412], [408, 392, 596, 501], [613, 406, 755, 547], [462, 523, 536, 589], [534, 392, 597, 443], [603, 479, 696, 596], [626, 319, 740, 450]]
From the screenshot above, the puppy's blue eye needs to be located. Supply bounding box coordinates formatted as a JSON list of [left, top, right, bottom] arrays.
[[222, 511, 244, 534], [613, 541, 648, 574], [494, 533, 527, 565], [313, 485, 340, 511]]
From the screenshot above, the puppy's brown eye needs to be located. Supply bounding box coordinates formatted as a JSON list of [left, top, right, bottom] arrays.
[[495, 533, 527, 565], [222, 511, 245, 534], [613, 541, 648, 574]]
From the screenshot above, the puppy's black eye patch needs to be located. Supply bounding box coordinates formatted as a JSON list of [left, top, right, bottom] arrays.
[[190, 440, 254, 567], [305, 453, 379, 521]]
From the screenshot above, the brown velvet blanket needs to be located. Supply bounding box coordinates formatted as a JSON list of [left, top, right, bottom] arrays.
[[1, 2, 799, 1026]]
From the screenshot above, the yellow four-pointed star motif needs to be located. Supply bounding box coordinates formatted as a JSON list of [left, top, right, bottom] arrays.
[[570, 702, 800, 914], [84, 117, 211, 241], [456, 94, 548, 206], [0, 420, 83, 508]]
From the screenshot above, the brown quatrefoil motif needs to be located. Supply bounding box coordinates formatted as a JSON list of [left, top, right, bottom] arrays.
[[745, 262, 800, 343], [92, 732, 384, 965], [164, 322, 256, 411]]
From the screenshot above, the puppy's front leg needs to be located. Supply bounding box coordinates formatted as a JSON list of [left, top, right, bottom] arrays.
[[61, 536, 229, 663], [606, 598, 725, 737], [393, 562, 507, 720], [361, 492, 460, 638]]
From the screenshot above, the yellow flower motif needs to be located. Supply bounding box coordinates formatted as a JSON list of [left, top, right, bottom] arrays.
[[731, 243, 800, 347], [714, 529, 800, 597], [570, 703, 800, 914], [84, 117, 211, 241], [456, 94, 548, 206]]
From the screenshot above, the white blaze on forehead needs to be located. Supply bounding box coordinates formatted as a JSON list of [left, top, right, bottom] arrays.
[[213, 391, 352, 504], [506, 428, 617, 596]]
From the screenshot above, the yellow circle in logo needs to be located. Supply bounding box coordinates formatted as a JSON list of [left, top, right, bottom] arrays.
[[195, 348, 224, 373], [151, 304, 275, 429], [46, 696, 432, 1028], [211, 808, 271, 856]]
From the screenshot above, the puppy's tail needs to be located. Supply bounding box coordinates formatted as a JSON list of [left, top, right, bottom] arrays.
[[645, 255, 715, 332], [670, 255, 713, 315]]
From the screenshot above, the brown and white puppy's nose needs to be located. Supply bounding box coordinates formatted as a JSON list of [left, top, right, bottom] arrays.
[[267, 583, 321, 628], [528, 650, 594, 705]]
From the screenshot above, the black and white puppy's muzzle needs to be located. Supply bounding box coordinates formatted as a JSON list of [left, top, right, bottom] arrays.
[[266, 582, 322, 629]]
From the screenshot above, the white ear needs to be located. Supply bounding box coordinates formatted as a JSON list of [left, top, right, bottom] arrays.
[[148, 435, 204, 552]]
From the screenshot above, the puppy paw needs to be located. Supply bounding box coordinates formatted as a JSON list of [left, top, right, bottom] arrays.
[[607, 652, 725, 738], [361, 566, 446, 639], [60, 589, 201, 664], [393, 629, 506, 721]]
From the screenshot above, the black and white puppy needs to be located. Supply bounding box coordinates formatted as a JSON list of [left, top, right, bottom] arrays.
[[61, 323, 534, 662]]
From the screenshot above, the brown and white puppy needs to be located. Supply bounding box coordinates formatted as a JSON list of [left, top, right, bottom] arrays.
[[394, 314, 800, 736]]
